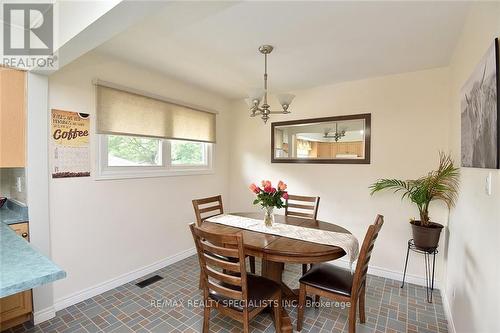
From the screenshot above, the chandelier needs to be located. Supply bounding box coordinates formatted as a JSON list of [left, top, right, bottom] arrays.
[[246, 45, 295, 123], [323, 123, 346, 142]]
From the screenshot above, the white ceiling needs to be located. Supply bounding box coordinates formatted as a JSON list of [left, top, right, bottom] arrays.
[[95, 1, 470, 99]]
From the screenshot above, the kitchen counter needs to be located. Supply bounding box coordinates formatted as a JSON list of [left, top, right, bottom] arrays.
[[0, 221, 66, 298], [0, 200, 28, 225]]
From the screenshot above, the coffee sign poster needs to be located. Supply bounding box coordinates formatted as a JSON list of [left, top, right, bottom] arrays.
[[51, 109, 90, 178]]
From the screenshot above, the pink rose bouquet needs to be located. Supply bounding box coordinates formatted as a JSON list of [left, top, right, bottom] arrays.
[[248, 180, 288, 209]]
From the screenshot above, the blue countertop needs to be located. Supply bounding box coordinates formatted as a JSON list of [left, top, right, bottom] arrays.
[[0, 208, 66, 298], [0, 200, 29, 225]]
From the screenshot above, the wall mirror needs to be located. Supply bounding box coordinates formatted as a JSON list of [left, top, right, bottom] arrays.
[[271, 114, 371, 164]]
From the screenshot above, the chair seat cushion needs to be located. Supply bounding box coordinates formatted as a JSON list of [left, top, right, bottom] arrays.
[[299, 263, 353, 297], [209, 273, 281, 311]]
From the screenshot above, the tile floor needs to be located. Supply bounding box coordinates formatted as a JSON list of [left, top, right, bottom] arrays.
[[5, 255, 448, 333]]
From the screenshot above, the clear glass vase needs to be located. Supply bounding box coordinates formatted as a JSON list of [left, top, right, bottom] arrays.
[[263, 206, 275, 227]]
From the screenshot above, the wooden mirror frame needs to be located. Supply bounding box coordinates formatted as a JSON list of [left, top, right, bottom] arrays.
[[271, 113, 371, 164]]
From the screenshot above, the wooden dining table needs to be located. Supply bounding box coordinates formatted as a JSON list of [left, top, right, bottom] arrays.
[[200, 212, 350, 333]]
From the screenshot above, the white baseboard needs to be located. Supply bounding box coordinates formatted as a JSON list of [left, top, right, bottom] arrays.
[[33, 306, 56, 325], [441, 290, 456, 333], [53, 247, 196, 312], [369, 264, 435, 287]]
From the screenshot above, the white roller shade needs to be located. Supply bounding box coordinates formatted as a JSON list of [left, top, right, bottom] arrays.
[[96, 85, 216, 143]]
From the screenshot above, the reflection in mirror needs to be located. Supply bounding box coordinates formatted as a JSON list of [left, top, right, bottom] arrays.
[[272, 114, 370, 164]]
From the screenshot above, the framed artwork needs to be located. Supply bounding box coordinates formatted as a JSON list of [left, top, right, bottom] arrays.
[[461, 38, 499, 169]]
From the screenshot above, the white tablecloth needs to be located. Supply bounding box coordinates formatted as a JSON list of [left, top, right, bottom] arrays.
[[205, 214, 359, 265]]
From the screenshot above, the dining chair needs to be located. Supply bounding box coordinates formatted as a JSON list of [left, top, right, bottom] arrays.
[[189, 224, 282, 333], [192, 195, 256, 277], [285, 194, 320, 274], [285, 194, 320, 220], [296, 215, 384, 333], [192, 195, 225, 226]]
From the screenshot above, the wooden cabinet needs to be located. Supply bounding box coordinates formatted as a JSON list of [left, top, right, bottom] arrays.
[[0, 67, 26, 167], [0, 223, 32, 331], [0, 291, 33, 331], [9, 222, 29, 241]]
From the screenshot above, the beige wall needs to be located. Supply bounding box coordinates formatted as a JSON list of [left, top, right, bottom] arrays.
[[48, 52, 231, 304], [228, 67, 451, 282], [445, 3, 500, 333]]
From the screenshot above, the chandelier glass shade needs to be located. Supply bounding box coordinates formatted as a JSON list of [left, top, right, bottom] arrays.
[[247, 45, 295, 123]]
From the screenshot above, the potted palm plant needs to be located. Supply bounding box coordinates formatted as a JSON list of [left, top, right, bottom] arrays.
[[369, 153, 460, 249]]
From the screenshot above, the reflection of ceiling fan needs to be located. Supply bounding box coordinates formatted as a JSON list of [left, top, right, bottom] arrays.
[[323, 123, 346, 142]]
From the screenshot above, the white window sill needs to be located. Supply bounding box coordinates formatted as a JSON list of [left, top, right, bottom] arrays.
[[95, 168, 215, 181]]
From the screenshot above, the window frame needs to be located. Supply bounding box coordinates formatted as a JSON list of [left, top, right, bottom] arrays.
[[96, 135, 214, 180]]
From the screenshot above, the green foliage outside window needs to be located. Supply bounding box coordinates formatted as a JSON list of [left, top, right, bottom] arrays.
[[171, 141, 204, 165], [107, 136, 205, 166], [108, 135, 160, 165]]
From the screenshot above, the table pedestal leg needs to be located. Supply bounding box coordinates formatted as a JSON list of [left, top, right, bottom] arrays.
[[261, 259, 294, 333]]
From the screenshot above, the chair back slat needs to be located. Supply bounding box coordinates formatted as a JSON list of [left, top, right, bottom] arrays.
[[205, 266, 242, 286], [203, 253, 241, 272], [287, 203, 316, 210], [288, 194, 317, 202], [286, 211, 315, 219], [192, 195, 224, 226], [351, 215, 384, 296], [190, 224, 248, 303], [199, 205, 223, 214], [285, 194, 320, 220], [200, 239, 239, 258], [207, 280, 243, 300]]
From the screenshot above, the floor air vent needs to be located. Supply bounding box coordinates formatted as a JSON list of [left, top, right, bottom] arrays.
[[135, 275, 163, 288]]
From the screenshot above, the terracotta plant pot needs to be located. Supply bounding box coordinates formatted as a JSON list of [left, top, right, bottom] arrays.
[[410, 221, 443, 250]]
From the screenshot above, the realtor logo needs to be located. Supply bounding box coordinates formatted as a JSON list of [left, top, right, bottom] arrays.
[[3, 3, 53, 55], [2, 3, 56, 69]]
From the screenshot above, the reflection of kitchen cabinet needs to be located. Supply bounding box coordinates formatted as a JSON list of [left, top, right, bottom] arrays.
[[336, 143, 346, 154], [317, 142, 332, 158], [0, 223, 32, 330], [351, 142, 363, 156], [335, 142, 363, 156], [0, 68, 26, 167], [315, 141, 363, 158]]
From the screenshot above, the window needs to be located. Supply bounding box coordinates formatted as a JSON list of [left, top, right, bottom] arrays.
[[98, 135, 213, 179], [94, 82, 217, 179]]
